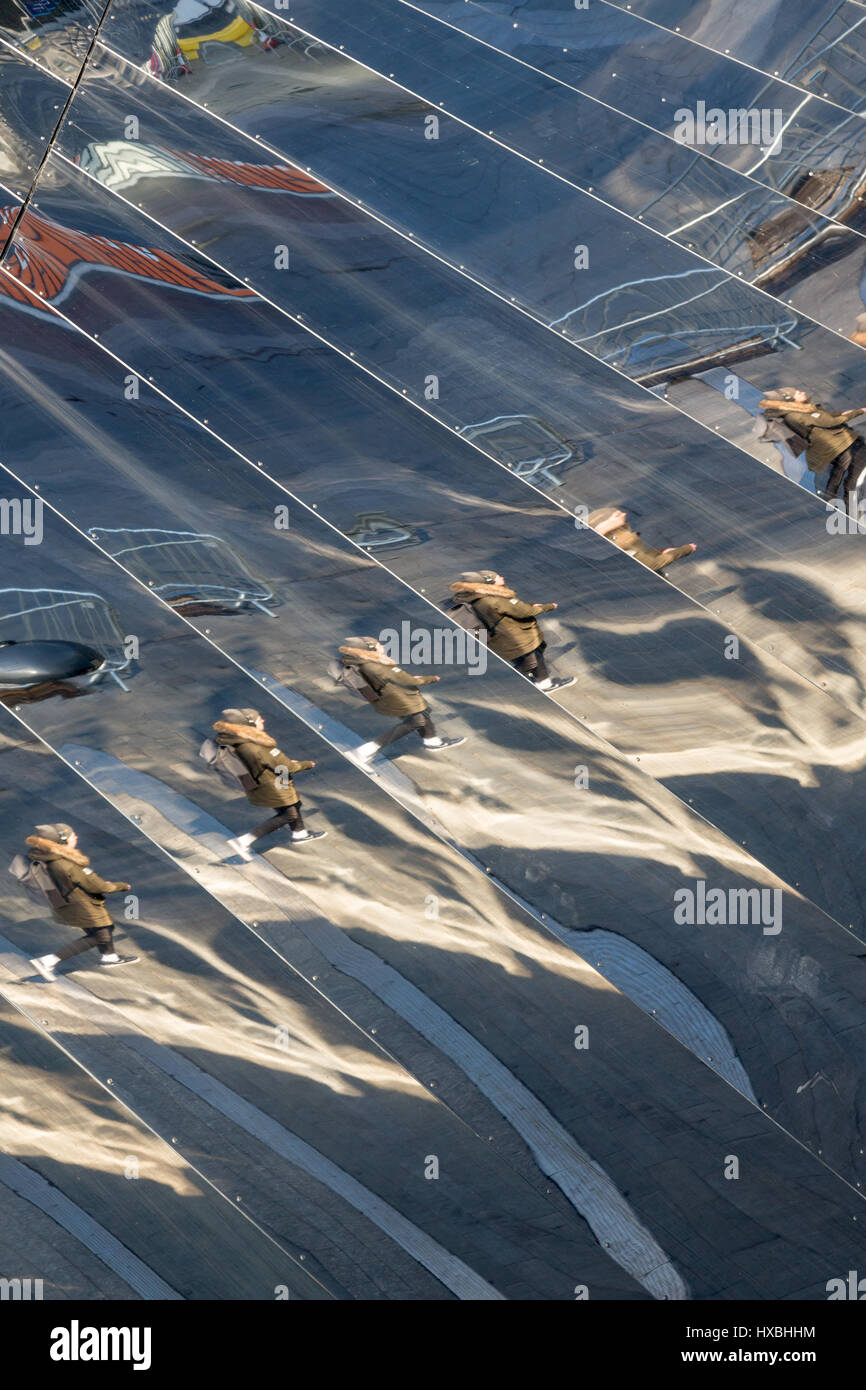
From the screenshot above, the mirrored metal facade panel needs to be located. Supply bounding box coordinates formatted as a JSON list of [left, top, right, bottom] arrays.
[[61, 41, 866, 366], [6, 147, 866, 716], [7, 0, 866, 1306], [7, 278, 866, 939], [95, 0, 866, 341], [605, 0, 866, 113], [0, 44, 70, 200], [275, 0, 866, 202], [10, 512, 866, 1300], [2, 734, 627, 1302], [0, 0, 107, 82], [5, 276, 866, 935], [6, 427, 866, 1211], [0, 997, 330, 1300]]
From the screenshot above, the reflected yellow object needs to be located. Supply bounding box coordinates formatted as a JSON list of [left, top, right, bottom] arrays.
[[177, 15, 255, 57]]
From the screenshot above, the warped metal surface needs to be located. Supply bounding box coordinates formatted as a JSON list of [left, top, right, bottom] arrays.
[[0, 998, 325, 1299], [238, 0, 866, 206], [603, 0, 866, 113], [3, 0, 866, 1303], [4, 154, 866, 719], [4, 718, 632, 1300], [0, 281, 865, 931], [59, 40, 866, 382], [2, 545, 866, 1299], [0, 0, 106, 83], [0, 43, 70, 206], [4, 402, 866, 1193]]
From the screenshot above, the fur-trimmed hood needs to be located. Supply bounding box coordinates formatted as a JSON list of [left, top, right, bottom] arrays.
[[213, 721, 275, 746], [339, 644, 396, 667], [761, 398, 817, 415], [449, 581, 516, 599], [26, 835, 90, 866]]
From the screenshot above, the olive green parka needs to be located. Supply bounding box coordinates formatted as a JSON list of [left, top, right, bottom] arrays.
[[213, 721, 313, 808], [449, 581, 554, 660], [25, 836, 129, 928], [760, 400, 866, 473], [338, 645, 438, 717]]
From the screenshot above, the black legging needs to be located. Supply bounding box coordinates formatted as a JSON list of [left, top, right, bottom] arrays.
[[512, 643, 549, 683], [250, 803, 305, 842], [55, 923, 115, 962], [825, 441, 866, 499], [375, 710, 436, 751]]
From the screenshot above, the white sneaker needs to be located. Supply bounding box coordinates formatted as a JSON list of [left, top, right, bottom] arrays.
[[291, 829, 327, 842], [227, 835, 256, 861], [30, 955, 59, 982], [352, 741, 381, 763], [536, 675, 575, 692]]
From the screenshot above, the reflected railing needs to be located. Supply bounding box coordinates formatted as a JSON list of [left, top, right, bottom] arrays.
[[88, 527, 277, 616], [456, 415, 582, 486], [552, 269, 801, 380], [780, 1, 866, 109]]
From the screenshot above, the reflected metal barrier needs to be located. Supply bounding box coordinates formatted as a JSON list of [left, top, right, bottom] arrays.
[[88, 526, 278, 615]]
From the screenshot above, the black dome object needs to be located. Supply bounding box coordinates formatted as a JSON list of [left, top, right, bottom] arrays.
[[0, 640, 105, 686]]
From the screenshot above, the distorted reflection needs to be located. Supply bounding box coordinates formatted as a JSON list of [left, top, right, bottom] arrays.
[[587, 509, 698, 575], [88, 527, 278, 616], [0, 202, 255, 309], [345, 514, 421, 550], [0, 587, 131, 698], [759, 387, 866, 506], [147, 0, 294, 80], [457, 416, 582, 486], [553, 269, 801, 382], [77, 139, 331, 200], [0, 0, 97, 78]]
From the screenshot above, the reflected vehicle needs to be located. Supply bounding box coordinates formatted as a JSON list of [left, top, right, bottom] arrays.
[[0, 638, 105, 704], [0, 589, 133, 690], [457, 415, 581, 487], [148, 0, 286, 79]]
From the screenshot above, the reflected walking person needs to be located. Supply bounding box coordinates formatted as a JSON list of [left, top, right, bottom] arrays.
[[448, 571, 574, 690], [212, 708, 326, 860], [27, 824, 138, 981], [759, 388, 866, 505], [334, 637, 465, 763], [587, 508, 696, 573]]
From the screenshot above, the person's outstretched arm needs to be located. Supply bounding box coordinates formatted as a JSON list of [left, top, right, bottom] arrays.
[[642, 543, 697, 572], [67, 863, 130, 895], [506, 598, 557, 619]]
